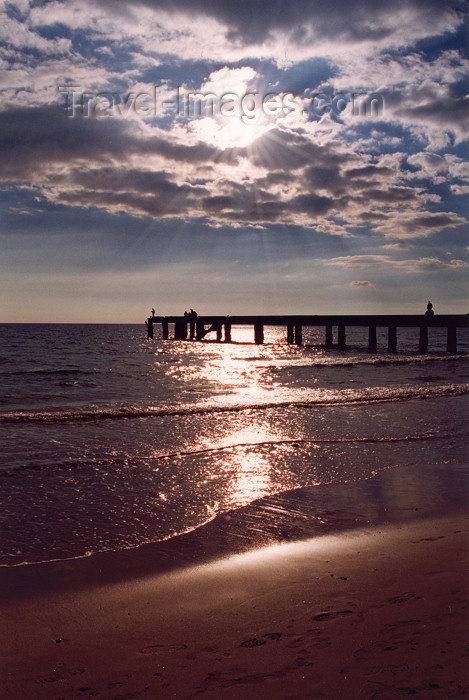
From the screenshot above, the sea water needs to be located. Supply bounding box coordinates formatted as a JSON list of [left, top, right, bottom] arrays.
[[0, 323, 468, 566]]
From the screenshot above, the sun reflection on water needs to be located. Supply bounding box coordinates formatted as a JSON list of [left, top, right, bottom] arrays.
[[223, 443, 274, 505], [196, 417, 297, 508]]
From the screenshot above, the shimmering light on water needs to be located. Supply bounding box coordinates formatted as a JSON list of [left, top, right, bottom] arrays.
[[0, 323, 468, 565]]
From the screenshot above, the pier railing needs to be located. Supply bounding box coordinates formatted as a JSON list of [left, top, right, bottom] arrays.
[[146, 314, 469, 353]]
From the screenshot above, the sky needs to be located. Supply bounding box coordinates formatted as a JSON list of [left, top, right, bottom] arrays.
[[0, 0, 468, 322]]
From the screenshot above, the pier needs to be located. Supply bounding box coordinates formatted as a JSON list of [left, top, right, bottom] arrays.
[[146, 314, 469, 353]]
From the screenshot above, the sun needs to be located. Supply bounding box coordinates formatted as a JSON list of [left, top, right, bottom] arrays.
[[216, 118, 273, 147], [190, 115, 272, 148]]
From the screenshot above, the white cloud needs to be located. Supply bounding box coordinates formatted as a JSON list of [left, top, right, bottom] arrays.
[[329, 255, 468, 272]]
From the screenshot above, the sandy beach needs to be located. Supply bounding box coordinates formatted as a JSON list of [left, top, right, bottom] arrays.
[[1, 509, 468, 700]]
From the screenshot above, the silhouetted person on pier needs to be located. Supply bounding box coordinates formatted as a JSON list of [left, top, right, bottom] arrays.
[[151, 308, 155, 317], [190, 308, 197, 319], [425, 300, 434, 317]]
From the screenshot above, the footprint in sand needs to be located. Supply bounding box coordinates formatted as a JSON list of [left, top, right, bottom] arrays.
[[239, 632, 282, 648], [138, 643, 188, 654], [312, 610, 353, 622], [35, 674, 65, 686], [384, 619, 419, 629], [239, 638, 266, 648], [388, 593, 420, 605], [312, 613, 334, 622]]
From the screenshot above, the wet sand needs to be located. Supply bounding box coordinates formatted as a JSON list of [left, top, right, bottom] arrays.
[[1, 510, 469, 699]]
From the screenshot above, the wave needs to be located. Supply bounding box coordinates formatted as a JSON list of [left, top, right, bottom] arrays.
[[44, 432, 469, 468], [268, 353, 469, 369], [0, 383, 467, 424], [0, 367, 96, 377], [3, 430, 467, 477]]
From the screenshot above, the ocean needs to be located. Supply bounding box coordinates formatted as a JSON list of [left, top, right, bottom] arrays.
[[1, 322, 468, 567]]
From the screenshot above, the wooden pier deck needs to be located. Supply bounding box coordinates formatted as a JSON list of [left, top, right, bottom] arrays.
[[146, 313, 469, 353]]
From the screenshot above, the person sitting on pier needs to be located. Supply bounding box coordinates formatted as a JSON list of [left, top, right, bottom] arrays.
[[425, 300, 434, 317], [189, 308, 197, 319]]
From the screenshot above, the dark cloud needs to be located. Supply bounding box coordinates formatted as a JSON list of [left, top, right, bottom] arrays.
[[202, 195, 235, 212], [67, 167, 206, 198], [401, 213, 467, 232], [363, 187, 417, 203], [288, 193, 336, 217], [302, 165, 347, 194], [345, 165, 394, 178], [247, 128, 348, 171], [58, 188, 202, 218], [112, 0, 465, 47], [57, 167, 209, 219], [0, 105, 239, 181], [220, 200, 286, 222], [350, 280, 374, 287], [401, 94, 469, 129], [359, 212, 389, 221], [0, 104, 465, 232]]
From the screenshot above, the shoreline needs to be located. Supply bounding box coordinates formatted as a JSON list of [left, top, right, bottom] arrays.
[[2, 462, 468, 597], [1, 512, 468, 699]]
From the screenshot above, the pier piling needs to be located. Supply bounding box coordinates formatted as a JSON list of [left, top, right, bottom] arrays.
[[254, 322, 264, 345], [447, 326, 457, 354], [387, 325, 397, 353], [196, 320, 205, 341], [174, 320, 187, 340], [294, 323, 303, 346], [419, 325, 428, 354], [338, 324, 346, 350], [325, 324, 333, 348], [368, 325, 377, 353], [287, 323, 294, 344], [224, 321, 232, 343]]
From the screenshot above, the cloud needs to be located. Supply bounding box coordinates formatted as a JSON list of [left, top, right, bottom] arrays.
[[450, 184, 469, 195], [0, 9, 71, 54], [0, 104, 237, 175], [328, 255, 391, 268], [382, 242, 415, 251], [406, 153, 469, 191], [328, 255, 468, 272], [376, 212, 467, 238], [0, 102, 466, 236], [350, 280, 374, 287], [397, 92, 469, 144], [0, 1, 467, 245], [112, 0, 465, 53], [22, 0, 465, 70], [408, 256, 468, 272], [0, 0, 468, 322], [200, 66, 258, 95]]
